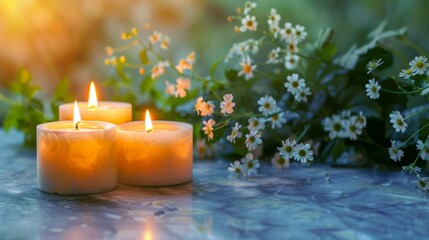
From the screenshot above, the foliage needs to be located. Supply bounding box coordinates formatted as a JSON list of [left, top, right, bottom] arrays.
[[0, 68, 72, 147]]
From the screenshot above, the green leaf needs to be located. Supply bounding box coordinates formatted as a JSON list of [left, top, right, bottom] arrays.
[[53, 79, 69, 99], [140, 76, 155, 93], [139, 49, 150, 65], [319, 43, 337, 61], [17, 67, 31, 85]]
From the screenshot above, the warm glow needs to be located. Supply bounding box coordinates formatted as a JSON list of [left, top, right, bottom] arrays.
[[88, 81, 98, 109], [145, 109, 153, 133], [73, 100, 82, 130]]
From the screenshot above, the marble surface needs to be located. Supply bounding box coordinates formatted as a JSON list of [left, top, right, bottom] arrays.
[[0, 130, 428, 240]]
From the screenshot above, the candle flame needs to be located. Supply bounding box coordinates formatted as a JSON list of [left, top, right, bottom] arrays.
[[73, 100, 82, 130], [88, 81, 98, 109], [145, 109, 153, 133]]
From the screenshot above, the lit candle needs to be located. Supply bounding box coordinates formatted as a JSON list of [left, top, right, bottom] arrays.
[[37, 101, 117, 195], [116, 109, 193, 186], [59, 81, 132, 124]]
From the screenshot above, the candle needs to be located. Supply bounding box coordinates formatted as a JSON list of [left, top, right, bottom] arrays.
[[37, 101, 117, 195], [59, 81, 132, 124], [116, 110, 193, 186]]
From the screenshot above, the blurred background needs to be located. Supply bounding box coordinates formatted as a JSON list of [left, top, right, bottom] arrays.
[[0, 0, 428, 121]]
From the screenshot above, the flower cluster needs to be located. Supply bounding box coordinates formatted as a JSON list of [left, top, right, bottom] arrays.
[[284, 74, 312, 102], [322, 111, 367, 140], [228, 153, 260, 177], [276, 139, 314, 164]]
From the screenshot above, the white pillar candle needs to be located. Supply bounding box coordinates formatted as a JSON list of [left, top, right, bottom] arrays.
[[37, 101, 117, 195], [59, 81, 132, 124], [116, 111, 193, 186]]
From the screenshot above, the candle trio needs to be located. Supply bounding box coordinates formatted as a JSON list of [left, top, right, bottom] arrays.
[[37, 82, 193, 195]]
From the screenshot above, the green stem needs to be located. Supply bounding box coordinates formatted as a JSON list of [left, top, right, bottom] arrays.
[[399, 37, 428, 56], [399, 123, 429, 148], [404, 107, 429, 120]]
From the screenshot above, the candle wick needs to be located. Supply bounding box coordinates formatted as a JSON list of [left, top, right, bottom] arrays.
[[146, 129, 153, 133], [75, 121, 82, 130], [88, 105, 96, 110]]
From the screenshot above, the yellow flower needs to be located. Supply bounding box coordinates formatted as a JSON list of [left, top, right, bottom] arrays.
[[227, 16, 233, 22], [104, 58, 111, 65], [119, 55, 126, 63], [131, 27, 138, 36], [161, 37, 170, 50], [139, 68, 145, 75]]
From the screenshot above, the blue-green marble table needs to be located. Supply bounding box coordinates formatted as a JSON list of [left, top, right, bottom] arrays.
[[0, 130, 428, 240]]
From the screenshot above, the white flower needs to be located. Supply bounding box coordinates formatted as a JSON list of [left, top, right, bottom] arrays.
[[238, 56, 257, 80], [220, 94, 236, 115], [257, 95, 277, 116], [399, 68, 413, 79], [196, 139, 215, 160], [270, 112, 287, 129], [285, 73, 306, 95], [294, 87, 311, 102], [293, 143, 314, 163], [247, 117, 265, 132], [245, 131, 262, 151], [416, 140, 429, 161], [278, 139, 297, 159], [365, 78, 381, 99], [149, 31, 162, 44], [228, 160, 244, 175], [244, 1, 257, 15], [226, 122, 243, 143], [240, 15, 258, 32], [284, 53, 299, 70], [161, 36, 170, 50], [323, 115, 344, 139], [388, 140, 404, 162], [202, 119, 216, 140], [241, 153, 260, 176], [175, 78, 191, 98], [294, 24, 307, 43], [200, 101, 215, 116], [409, 56, 429, 75], [269, 24, 281, 39], [287, 42, 299, 54], [267, 8, 280, 27], [267, 47, 281, 64], [343, 116, 362, 141], [356, 111, 367, 129], [271, 153, 289, 169], [389, 111, 407, 133], [151, 61, 169, 79], [165, 81, 176, 96], [366, 59, 384, 74], [280, 22, 295, 43]]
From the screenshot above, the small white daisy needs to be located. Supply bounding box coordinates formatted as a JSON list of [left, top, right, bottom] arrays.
[[247, 117, 265, 132], [416, 140, 429, 161], [202, 119, 216, 140], [388, 140, 404, 162], [356, 111, 367, 129], [365, 78, 381, 99], [267, 8, 281, 27], [270, 24, 281, 39], [409, 56, 429, 75], [285, 73, 306, 95], [267, 47, 281, 64], [294, 87, 311, 102], [241, 153, 260, 176], [240, 15, 258, 32], [228, 160, 244, 175], [280, 22, 295, 43], [366, 59, 384, 74], [226, 122, 243, 143], [220, 93, 236, 115], [343, 116, 362, 141], [278, 139, 297, 159], [243, 1, 257, 15], [245, 131, 263, 151], [257, 95, 277, 116], [284, 53, 299, 70], [389, 111, 407, 133], [399, 68, 413, 79], [271, 153, 290, 169], [293, 143, 314, 163], [238, 56, 257, 80], [149, 31, 162, 44], [270, 112, 287, 129], [323, 115, 344, 139], [294, 24, 307, 43]]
